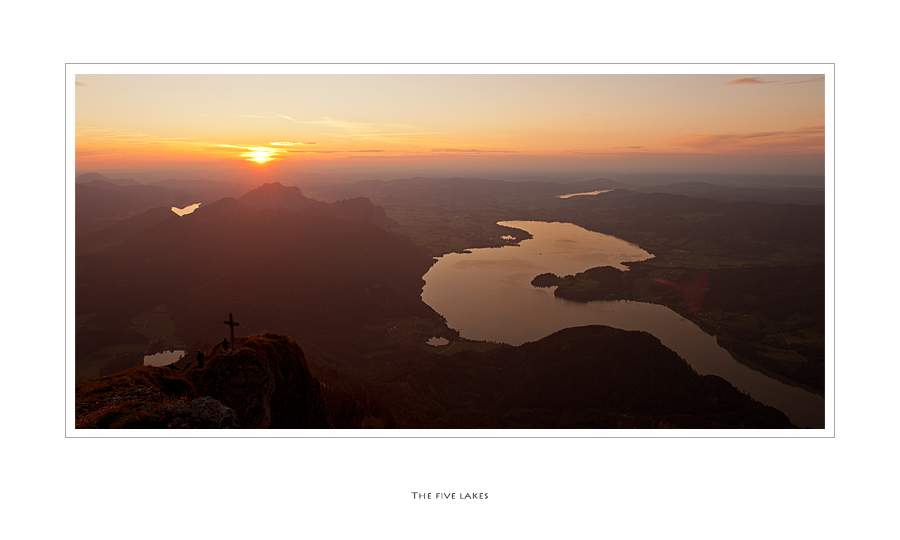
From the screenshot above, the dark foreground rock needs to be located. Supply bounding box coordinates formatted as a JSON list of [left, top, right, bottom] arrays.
[[167, 397, 241, 429], [75, 333, 332, 429], [353, 325, 796, 429], [183, 334, 332, 429]]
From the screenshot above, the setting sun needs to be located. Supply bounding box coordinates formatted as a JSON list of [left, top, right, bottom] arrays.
[[74, 73, 826, 178]]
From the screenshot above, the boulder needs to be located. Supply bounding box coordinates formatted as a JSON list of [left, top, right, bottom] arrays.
[[166, 397, 240, 429]]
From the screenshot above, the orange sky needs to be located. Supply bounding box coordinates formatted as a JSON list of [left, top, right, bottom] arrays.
[[74, 74, 826, 179]]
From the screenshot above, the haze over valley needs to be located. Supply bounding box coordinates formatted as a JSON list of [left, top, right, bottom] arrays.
[[72, 73, 827, 430]]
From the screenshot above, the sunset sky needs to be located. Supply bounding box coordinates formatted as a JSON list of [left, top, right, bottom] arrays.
[[74, 73, 826, 181]]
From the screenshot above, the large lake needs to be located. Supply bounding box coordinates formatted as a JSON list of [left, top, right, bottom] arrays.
[[422, 221, 825, 429]]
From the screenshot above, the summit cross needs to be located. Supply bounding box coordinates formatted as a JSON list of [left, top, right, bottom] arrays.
[[223, 313, 240, 349]]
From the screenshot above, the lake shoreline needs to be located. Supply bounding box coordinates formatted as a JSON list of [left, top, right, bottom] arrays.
[[423, 220, 824, 428], [542, 260, 825, 396]]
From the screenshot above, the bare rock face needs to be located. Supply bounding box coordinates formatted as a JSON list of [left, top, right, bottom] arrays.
[[75, 333, 332, 429], [184, 333, 332, 429], [167, 397, 240, 429], [187, 348, 277, 428]]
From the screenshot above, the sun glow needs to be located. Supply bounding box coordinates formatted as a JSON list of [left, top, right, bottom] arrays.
[[76, 74, 827, 176], [237, 146, 282, 164]]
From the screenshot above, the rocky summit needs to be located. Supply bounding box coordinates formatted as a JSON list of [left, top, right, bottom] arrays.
[[75, 333, 332, 429]]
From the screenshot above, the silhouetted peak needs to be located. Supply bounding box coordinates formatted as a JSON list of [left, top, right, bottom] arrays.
[[188, 197, 252, 219], [76, 172, 112, 183], [76, 172, 140, 186], [78, 179, 122, 190], [238, 182, 336, 214], [331, 197, 375, 211], [242, 181, 299, 196]]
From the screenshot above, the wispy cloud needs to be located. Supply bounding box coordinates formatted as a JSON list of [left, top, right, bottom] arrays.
[[303, 117, 373, 131], [269, 141, 317, 146], [77, 127, 196, 144], [304, 117, 423, 134], [235, 114, 268, 118], [566, 150, 649, 155], [779, 76, 825, 85], [725, 77, 776, 85], [288, 149, 384, 153], [75, 81, 88, 87], [672, 126, 825, 153], [430, 148, 516, 154], [277, 115, 301, 123]]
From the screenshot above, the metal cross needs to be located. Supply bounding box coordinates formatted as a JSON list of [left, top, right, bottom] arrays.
[[223, 313, 240, 349]]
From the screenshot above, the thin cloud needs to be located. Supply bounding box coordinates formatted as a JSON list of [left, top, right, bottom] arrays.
[[566, 150, 648, 155], [305, 117, 421, 133], [673, 125, 825, 153], [235, 114, 267, 118], [269, 141, 316, 146], [431, 148, 516, 154], [75, 81, 88, 87], [725, 77, 777, 85], [779, 76, 825, 85], [278, 115, 301, 123], [217, 144, 286, 153], [78, 127, 195, 144], [288, 149, 384, 153]]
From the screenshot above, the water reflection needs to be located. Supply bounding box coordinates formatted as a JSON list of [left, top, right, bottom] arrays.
[[172, 203, 201, 216], [144, 349, 185, 366], [422, 221, 824, 428], [556, 190, 613, 199]]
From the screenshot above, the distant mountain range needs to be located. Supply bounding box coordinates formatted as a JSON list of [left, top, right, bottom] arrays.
[[307, 175, 823, 207], [610, 172, 825, 190], [633, 182, 824, 205], [75, 172, 143, 186], [75, 173, 196, 235], [304, 176, 623, 202], [74, 176, 820, 428]]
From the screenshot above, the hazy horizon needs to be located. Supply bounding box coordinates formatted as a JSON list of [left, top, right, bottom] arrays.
[[75, 74, 825, 186]]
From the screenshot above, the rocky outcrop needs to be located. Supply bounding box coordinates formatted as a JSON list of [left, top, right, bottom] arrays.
[[184, 348, 277, 428], [182, 333, 332, 428], [166, 397, 240, 429]]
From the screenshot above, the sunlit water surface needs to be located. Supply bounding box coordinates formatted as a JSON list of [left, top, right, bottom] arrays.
[[556, 190, 613, 198], [422, 220, 824, 428], [172, 203, 201, 216]]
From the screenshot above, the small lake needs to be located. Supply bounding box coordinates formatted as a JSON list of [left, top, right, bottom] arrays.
[[172, 203, 201, 216], [422, 220, 824, 428], [557, 190, 613, 199], [144, 349, 185, 366]]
